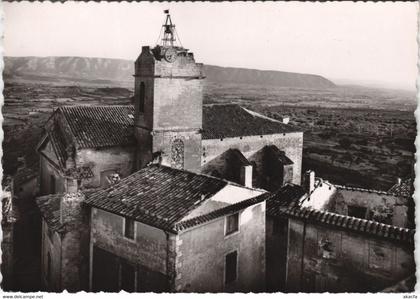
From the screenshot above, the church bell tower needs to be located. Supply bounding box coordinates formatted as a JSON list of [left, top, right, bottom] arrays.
[[134, 10, 205, 172]]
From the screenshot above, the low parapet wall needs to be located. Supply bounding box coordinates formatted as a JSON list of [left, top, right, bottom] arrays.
[[284, 207, 415, 292]]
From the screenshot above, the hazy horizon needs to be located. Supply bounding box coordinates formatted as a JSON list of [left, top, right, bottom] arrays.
[[4, 2, 418, 90]]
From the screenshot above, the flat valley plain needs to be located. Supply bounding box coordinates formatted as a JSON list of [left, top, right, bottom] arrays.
[[3, 79, 416, 191]]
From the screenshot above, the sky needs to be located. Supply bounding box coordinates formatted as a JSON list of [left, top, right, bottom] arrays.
[[3, 2, 419, 90]]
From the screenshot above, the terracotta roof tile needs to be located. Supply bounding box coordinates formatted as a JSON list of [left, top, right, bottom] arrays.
[[48, 104, 301, 151], [174, 192, 268, 232], [36, 194, 64, 233], [14, 165, 38, 187], [85, 165, 228, 232], [49, 125, 68, 168], [388, 179, 413, 198], [59, 105, 135, 149], [285, 207, 414, 244], [64, 166, 94, 179], [202, 104, 300, 139], [266, 184, 306, 218]]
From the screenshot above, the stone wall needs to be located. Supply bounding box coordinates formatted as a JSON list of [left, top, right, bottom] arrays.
[[41, 220, 62, 291], [39, 156, 65, 195], [77, 147, 136, 188], [1, 222, 14, 290], [175, 202, 266, 292], [134, 45, 204, 173], [152, 78, 203, 131], [90, 208, 171, 291], [331, 188, 408, 227], [14, 177, 38, 202], [202, 132, 303, 186], [266, 216, 289, 292], [285, 218, 415, 292], [59, 193, 90, 292], [304, 181, 409, 227], [151, 130, 202, 173]]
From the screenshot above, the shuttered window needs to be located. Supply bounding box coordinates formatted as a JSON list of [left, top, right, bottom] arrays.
[[225, 213, 239, 236]]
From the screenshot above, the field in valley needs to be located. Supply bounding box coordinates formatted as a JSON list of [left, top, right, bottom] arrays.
[[3, 80, 416, 191]]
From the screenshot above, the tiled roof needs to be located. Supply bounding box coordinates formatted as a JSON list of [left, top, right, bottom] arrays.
[[47, 104, 300, 151], [85, 165, 229, 232], [334, 184, 393, 195], [13, 165, 38, 187], [202, 104, 300, 139], [388, 179, 413, 198], [267, 184, 306, 218], [59, 105, 135, 149], [36, 194, 64, 233], [174, 191, 269, 232], [285, 207, 415, 244]]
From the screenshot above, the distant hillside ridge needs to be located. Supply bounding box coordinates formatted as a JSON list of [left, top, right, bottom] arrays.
[[4, 56, 336, 89]]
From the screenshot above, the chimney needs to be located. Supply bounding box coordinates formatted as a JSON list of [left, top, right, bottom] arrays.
[[65, 147, 76, 169], [240, 164, 253, 188], [396, 177, 402, 186], [66, 177, 78, 194], [60, 191, 85, 225], [304, 170, 315, 194]]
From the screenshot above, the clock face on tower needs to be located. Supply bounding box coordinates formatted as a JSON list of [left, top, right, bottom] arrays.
[[164, 47, 178, 63]]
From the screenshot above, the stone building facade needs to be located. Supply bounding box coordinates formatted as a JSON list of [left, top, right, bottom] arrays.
[[85, 165, 266, 292], [37, 192, 90, 291], [301, 172, 410, 228], [285, 207, 415, 292], [30, 12, 415, 293]]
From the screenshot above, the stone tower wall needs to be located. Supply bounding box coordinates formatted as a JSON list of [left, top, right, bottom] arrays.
[[134, 46, 204, 172]]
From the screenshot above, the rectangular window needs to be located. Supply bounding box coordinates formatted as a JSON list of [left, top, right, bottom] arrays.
[[347, 205, 367, 219], [225, 251, 238, 284], [225, 213, 239, 236], [124, 218, 135, 240]]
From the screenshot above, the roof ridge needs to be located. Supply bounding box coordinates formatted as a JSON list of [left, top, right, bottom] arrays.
[[154, 164, 265, 192], [285, 206, 414, 243], [57, 106, 80, 148], [60, 105, 133, 109], [242, 106, 286, 125], [333, 184, 392, 195], [174, 191, 269, 232]]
